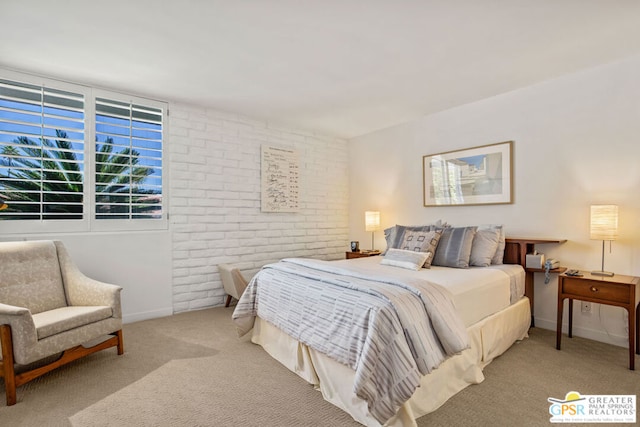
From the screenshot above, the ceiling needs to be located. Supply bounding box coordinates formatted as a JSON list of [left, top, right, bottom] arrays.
[[2, 1, 640, 139]]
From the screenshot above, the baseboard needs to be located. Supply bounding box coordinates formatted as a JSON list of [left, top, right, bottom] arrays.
[[123, 307, 173, 324], [535, 317, 629, 349]]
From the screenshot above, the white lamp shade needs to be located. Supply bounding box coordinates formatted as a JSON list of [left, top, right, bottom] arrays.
[[590, 205, 618, 241], [365, 211, 381, 232]]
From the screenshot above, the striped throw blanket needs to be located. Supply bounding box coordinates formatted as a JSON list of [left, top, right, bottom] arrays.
[[232, 258, 469, 424]]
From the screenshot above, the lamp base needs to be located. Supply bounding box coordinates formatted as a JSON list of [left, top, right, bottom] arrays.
[[591, 270, 615, 277]]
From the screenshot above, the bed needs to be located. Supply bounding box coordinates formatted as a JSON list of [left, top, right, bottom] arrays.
[[232, 225, 532, 426]]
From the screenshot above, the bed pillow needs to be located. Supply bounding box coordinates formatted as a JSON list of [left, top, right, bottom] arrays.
[[399, 228, 443, 268], [382, 226, 399, 255], [489, 225, 506, 265], [469, 226, 501, 267], [432, 226, 477, 268], [381, 248, 431, 271], [383, 220, 444, 255]]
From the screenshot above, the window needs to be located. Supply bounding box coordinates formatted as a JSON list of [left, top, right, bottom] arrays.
[[0, 79, 85, 221], [95, 97, 163, 220], [0, 71, 167, 233]]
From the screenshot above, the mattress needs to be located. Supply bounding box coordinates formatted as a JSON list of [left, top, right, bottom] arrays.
[[331, 256, 525, 327]]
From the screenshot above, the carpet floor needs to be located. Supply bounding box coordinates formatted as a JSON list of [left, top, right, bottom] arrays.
[[1, 307, 639, 426]]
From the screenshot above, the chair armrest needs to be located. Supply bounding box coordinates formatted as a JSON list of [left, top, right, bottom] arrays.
[[65, 276, 123, 319], [0, 302, 38, 350], [0, 302, 29, 317], [54, 241, 123, 319]]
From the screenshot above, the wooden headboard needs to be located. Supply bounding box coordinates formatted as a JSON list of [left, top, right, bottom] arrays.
[[503, 240, 526, 267]]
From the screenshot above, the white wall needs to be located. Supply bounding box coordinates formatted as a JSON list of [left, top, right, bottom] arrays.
[[5, 55, 637, 333], [169, 105, 349, 312], [1, 232, 173, 324], [1, 95, 349, 322], [348, 54, 640, 347]]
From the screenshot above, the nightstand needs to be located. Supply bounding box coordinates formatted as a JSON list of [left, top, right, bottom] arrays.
[[346, 251, 380, 259], [505, 238, 567, 327], [556, 271, 640, 370]]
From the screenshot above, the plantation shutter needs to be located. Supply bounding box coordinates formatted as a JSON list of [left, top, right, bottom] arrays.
[[0, 79, 85, 220], [95, 98, 163, 220]]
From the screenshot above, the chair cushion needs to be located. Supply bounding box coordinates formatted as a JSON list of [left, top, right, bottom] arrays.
[[0, 241, 67, 314], [32, 306, 113, 340]]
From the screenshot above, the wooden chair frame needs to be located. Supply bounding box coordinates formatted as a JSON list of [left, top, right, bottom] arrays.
[[0, 325, 124, 406]]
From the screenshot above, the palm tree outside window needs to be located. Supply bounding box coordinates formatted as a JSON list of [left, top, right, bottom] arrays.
[[0, 76, 165, 229]]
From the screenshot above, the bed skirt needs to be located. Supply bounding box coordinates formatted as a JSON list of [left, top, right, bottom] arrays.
[[251, 296, 531, 426]]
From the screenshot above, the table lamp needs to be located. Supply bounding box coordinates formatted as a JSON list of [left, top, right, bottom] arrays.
[[365, 211, 380, 251], [590, 204, 618, 277]]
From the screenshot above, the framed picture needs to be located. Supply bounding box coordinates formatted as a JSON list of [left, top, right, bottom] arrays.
[[423, 141, 513, 207]]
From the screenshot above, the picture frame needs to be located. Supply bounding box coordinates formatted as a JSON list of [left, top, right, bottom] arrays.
[[423, 141, 513, 207]]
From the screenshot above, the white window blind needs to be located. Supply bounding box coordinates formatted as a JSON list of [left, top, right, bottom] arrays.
[[95, 97, 163, 220], [0, 71, 167, 233], [0, 79, 85, 220]]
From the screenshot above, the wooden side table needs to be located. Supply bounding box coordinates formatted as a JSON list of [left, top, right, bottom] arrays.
[[346, 251, 380, 259], [504, 238, 567, 327], [556, 271, 640, 370]]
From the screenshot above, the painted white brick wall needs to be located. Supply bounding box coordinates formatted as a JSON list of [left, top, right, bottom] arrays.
[[169, 104, 349, 312]]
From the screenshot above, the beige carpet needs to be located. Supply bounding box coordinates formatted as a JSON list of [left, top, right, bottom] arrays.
[[1, 307, 639, 426]]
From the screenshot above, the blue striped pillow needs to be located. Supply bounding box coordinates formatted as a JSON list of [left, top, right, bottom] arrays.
[[432, 226, 477, 268]]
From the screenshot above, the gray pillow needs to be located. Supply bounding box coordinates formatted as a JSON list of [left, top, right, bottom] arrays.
[[399, 228, 443, 268], [490, 225, 506, 265], [469, 226, 501, 267], [381, 248, 431, 271], [382, 226, 399, 255], [432, 226, 478, 268]]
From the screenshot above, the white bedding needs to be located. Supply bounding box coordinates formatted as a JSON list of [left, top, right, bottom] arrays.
[[233, 257, 470, 423], [252, 297, 531, 427], [331, 256, 525, 327], [237, 256, 528, 426]]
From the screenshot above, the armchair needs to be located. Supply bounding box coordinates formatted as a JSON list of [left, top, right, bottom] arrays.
[[218, 264, 248, 307], [0, 240, 124, 405]]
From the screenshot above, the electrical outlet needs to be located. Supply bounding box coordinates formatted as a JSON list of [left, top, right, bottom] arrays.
[[581, 302, 592, 313]]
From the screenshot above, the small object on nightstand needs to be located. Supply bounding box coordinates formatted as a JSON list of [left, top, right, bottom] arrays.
[[350, 241, 360, 252], [545, 259, 560, 269], [543, 259, 560, 284], [526, 252, 545, 269]]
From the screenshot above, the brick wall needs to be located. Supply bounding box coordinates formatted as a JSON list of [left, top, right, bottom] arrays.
[[169, 104, 349, 312]]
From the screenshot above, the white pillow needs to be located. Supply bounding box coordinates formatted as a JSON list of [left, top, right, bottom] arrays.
[[470, 226, 501, 267], [477, 224, 505, 265], [381, 248, 430, 271]]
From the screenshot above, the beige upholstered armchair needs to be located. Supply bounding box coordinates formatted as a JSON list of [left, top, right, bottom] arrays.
[[0, 240, 124, 406], [218, 264, 249, 307]]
